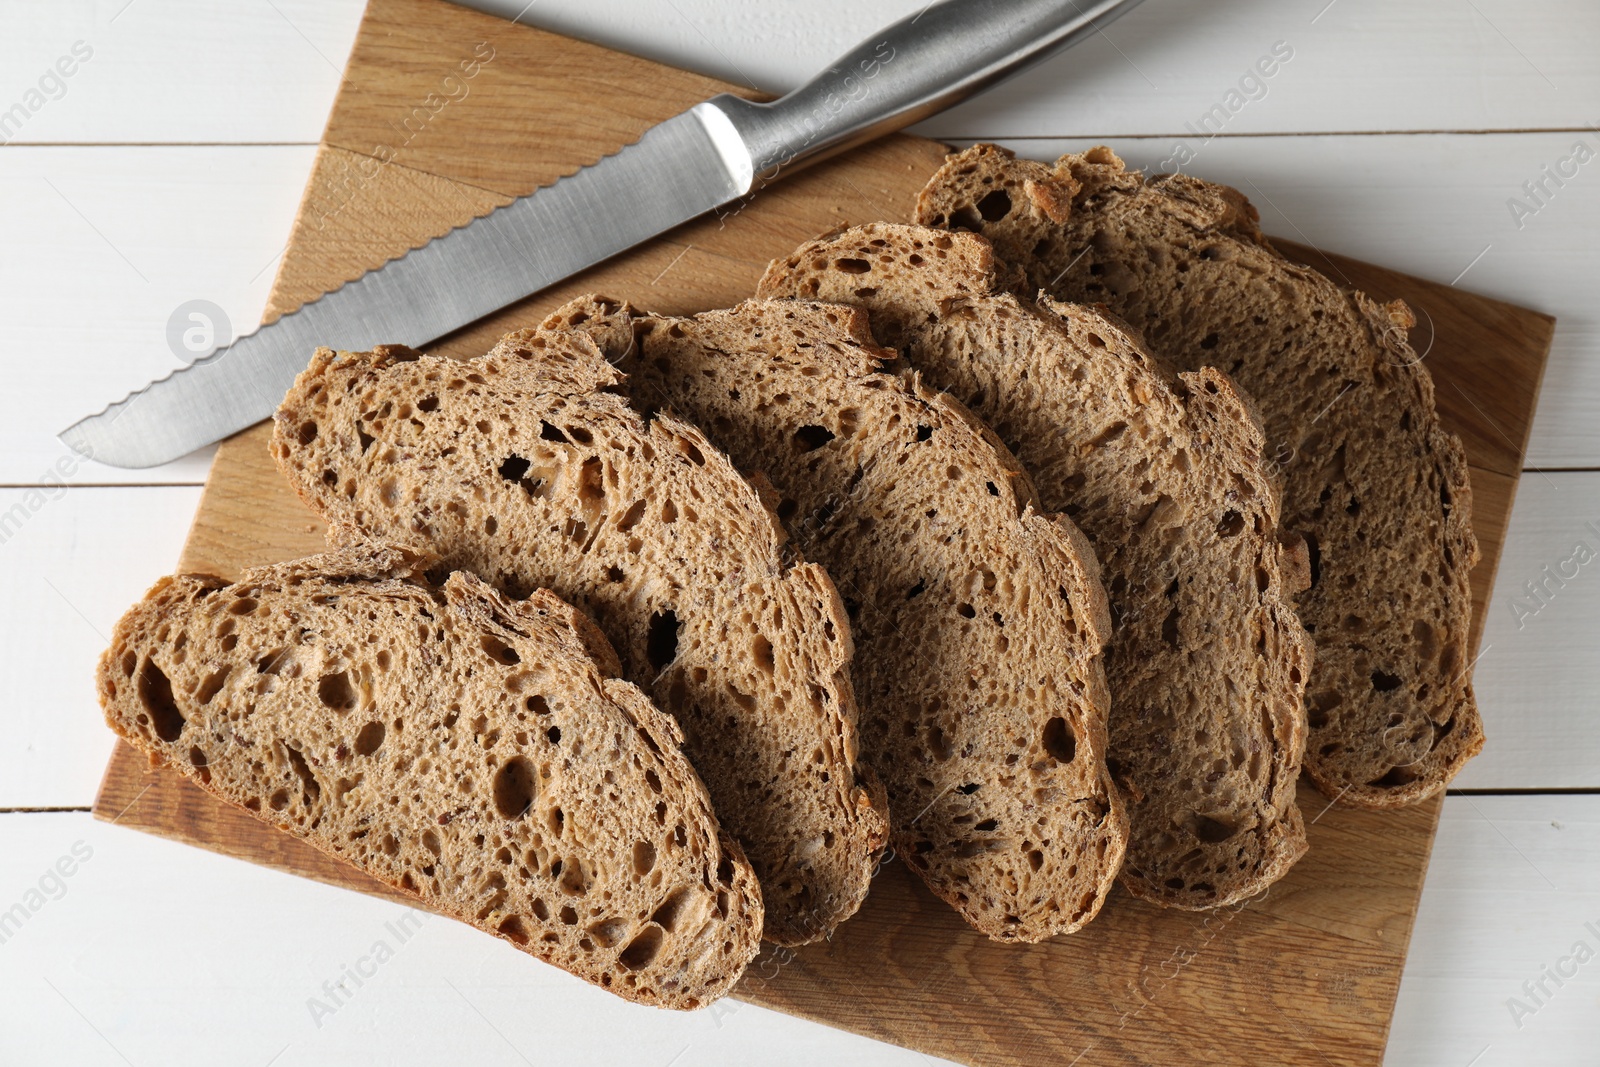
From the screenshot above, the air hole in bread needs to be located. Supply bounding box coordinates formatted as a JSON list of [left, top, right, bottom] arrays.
[[1216, 510, 1244, 537], [905, 580, 926, 600], [652, 887, 690, 931], [632, 841, 657, 876], [1088, 421, 1127, 449], [539, 422, 569, 443], [587, 917, 627, 948], [481, 635, 520, 666], [1040, 717, 1076, 764], [296, 421, 318, 445], [497, 454, 531, 483], [615, 499, 647, 532], [974, 188, 1013, 222], [619, 926, 664, 970], [1303, 533, 1322, 588], [951, 205, 983, 231], [793, 424, 835, 452], [915, 425, 933, 442], [973, 819, 998, 832], [137, 658, 185, 742], [317, 671, 356, 711], [354, 720, 385, 756], [646, 611, 680, 671], [228, 597, 258, 616], [1193, 816, 1237, 843], [1369, 764, 1420, 788], [497, 915, 529, 944], [834, 258, 871, 275], [196, 666, 230, 705], [492, 756, 536, 819], [283, 743, 320, 805], [1370, 669, 1403, 693], [751, 635, 775, 675]]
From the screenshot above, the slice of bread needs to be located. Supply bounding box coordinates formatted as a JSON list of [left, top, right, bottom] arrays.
[[97, 540, 762, 1009], [758, 225, 1312, 908], [916, 145, 1483, 808], [271, 339, 885, 946], [538, 295, 1126, 940]]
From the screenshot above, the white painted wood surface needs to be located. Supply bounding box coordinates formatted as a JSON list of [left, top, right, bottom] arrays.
[[3, 0, 1598, 1064]]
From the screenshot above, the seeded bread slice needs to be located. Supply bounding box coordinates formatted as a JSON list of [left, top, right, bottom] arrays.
[[271, 340, 885, 945], [97, 541, 762, 1009], [537, 294, 1125, 940], [916, 145, 1483, 808], [758, 225, 1312, 908]]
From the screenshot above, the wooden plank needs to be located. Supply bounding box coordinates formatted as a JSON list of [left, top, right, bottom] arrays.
[[11, 0, 1600, 143], [93, 753, 1440, 1066], [0, 486, 201, 807], [1456, 470, 1600, 789], [0, 144, 319, 485], [84, 0, 1551, 1063], [0, 811, 949, 1067], [12, 800, 1598, 1065], [0, 0, 363, 145], [1388, 795, 1600, 1066]]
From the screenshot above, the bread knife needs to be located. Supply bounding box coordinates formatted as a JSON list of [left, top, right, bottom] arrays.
[[61, 0, 1144, 468]]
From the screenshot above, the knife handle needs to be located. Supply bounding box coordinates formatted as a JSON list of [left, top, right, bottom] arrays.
[[704, 0, 1145, 186]]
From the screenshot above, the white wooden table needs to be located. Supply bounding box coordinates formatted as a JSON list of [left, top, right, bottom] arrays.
[[3, 1, 1598, 1064]]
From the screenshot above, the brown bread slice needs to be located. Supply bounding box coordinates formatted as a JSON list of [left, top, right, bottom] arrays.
[[535, 294, 1124, 939], [271, 339, 885, 945], [916, 145, 1483, 808], [758, 225, 1312, 908], [97, 540, 762, 1009]]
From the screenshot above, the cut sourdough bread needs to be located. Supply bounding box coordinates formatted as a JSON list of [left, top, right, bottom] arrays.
[[97, 540, 762, 1009], [758, 225, 1312, 908], [271, 339, 885, 946], [916, 145, 1483, 808], [537, 295, 1125, 940]]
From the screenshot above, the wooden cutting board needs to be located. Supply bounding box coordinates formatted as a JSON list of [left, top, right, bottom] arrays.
[[92, 0, 1553, 1063]]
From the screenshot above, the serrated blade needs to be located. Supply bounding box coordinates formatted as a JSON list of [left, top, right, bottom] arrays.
[[60, 104, 752, 469]]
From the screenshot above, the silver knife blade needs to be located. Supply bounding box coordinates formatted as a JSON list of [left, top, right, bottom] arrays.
[[64, 0, 1146, 469], [59, 103, 753, 469]]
